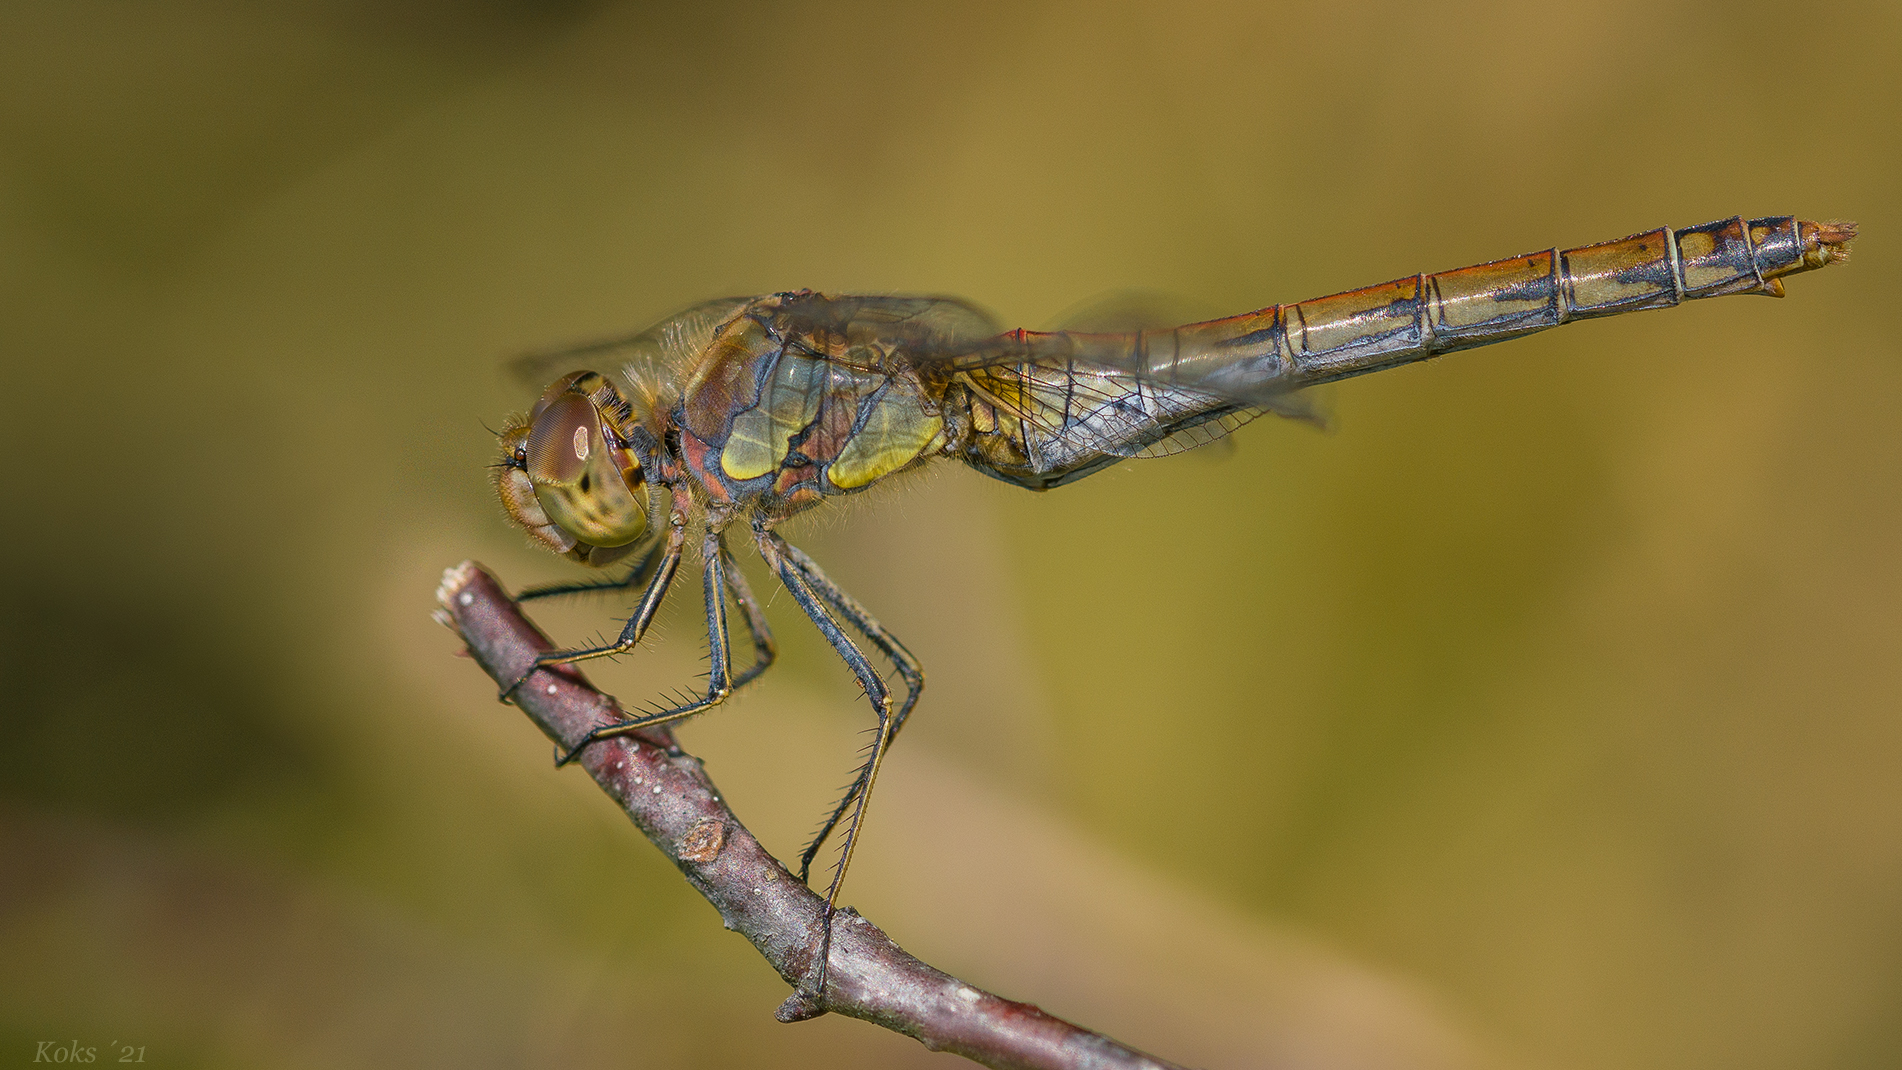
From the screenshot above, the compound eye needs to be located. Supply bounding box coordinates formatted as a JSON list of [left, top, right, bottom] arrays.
[[523, 392, 649, 548]]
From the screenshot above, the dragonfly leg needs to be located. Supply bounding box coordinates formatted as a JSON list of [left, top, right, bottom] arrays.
[[756, 528, 902, 1000], [719, 536, 778, 691], [499, 517, 686, 701], [768, 538, 924, 885], [515, 543, 664, 603], [550, 529, 735, 767]]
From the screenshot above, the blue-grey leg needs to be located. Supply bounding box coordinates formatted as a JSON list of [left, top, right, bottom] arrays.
[[516, 543, 665, 603], [500, 517, 687, 700], [719, 538, 777, 691], [769, 537, 924, 884], [756, 527, 906, 999], [549, 528, 735, 766]]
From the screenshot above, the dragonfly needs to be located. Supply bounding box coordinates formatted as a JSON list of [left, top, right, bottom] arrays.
[[491, 215, 1854, 995]]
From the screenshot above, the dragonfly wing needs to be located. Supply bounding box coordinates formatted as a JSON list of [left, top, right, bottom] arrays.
[[755, 293, 1004, 366], [506, 297, 757, 388], [1046, 290, 1330, 431], [958, 356, 1252, 463], [842, 294, 1003, 337], [1125, 408, 1262, 459], [1041, 288, 1228, 333], [767, 290, 1306, 409], [747, 292, 1317, 481]]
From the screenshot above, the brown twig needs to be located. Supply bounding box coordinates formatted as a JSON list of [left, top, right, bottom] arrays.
[[434, 561, 1189, 1070]]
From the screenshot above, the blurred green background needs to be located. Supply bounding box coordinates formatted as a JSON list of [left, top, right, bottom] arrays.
[[3, 1, 1898, 1067]]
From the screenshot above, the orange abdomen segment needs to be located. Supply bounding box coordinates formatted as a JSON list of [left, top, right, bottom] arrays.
[[1283, 216, 1852, 385], [1082, 216, 1856, 404]]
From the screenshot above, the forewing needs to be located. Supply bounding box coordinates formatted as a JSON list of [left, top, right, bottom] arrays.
[[1058, 292, 1330, 430], [828, 294, 1004, 339], [759, 293, 1003, 370], [506, 297, 757, 388], [750, 292, 1325, 463], [853, 294, 1326, 430]]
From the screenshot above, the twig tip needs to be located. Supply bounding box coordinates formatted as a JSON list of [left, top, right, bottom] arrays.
[[436, 561, 483, 607], [776, 992, 828, 1023]]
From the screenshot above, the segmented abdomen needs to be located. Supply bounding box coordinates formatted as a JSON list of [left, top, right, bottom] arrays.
[[951, 216, 1854, 488], [1074, 216, 1855, 404]]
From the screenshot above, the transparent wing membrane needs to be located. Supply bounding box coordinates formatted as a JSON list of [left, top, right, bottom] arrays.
[[506, 297, 754, 388]]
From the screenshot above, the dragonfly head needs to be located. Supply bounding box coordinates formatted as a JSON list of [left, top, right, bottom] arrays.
[[495, 371, 655, 567]]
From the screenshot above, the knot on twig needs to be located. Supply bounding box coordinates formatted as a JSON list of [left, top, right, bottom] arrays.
[[676, 818, 727, 864]]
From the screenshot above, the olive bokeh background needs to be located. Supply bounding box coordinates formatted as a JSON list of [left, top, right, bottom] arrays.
[[3, 2, 1899, 1068]]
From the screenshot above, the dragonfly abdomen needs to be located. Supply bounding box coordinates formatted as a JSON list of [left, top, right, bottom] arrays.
[[1122, 216, 1855, 403], [946, 216, 1853, 489]]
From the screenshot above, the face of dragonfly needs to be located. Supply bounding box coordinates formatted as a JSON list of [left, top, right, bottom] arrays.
[[495, 371, 654, 567]]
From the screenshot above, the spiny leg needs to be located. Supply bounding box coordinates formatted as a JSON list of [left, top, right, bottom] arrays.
[[553, 528, 735, 767], [517, 543, 664, 603], [719, 536, 778, 691], [770, 537, 924, 884], [757, 528, 897, 999], [500, 514, 686, 700]]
